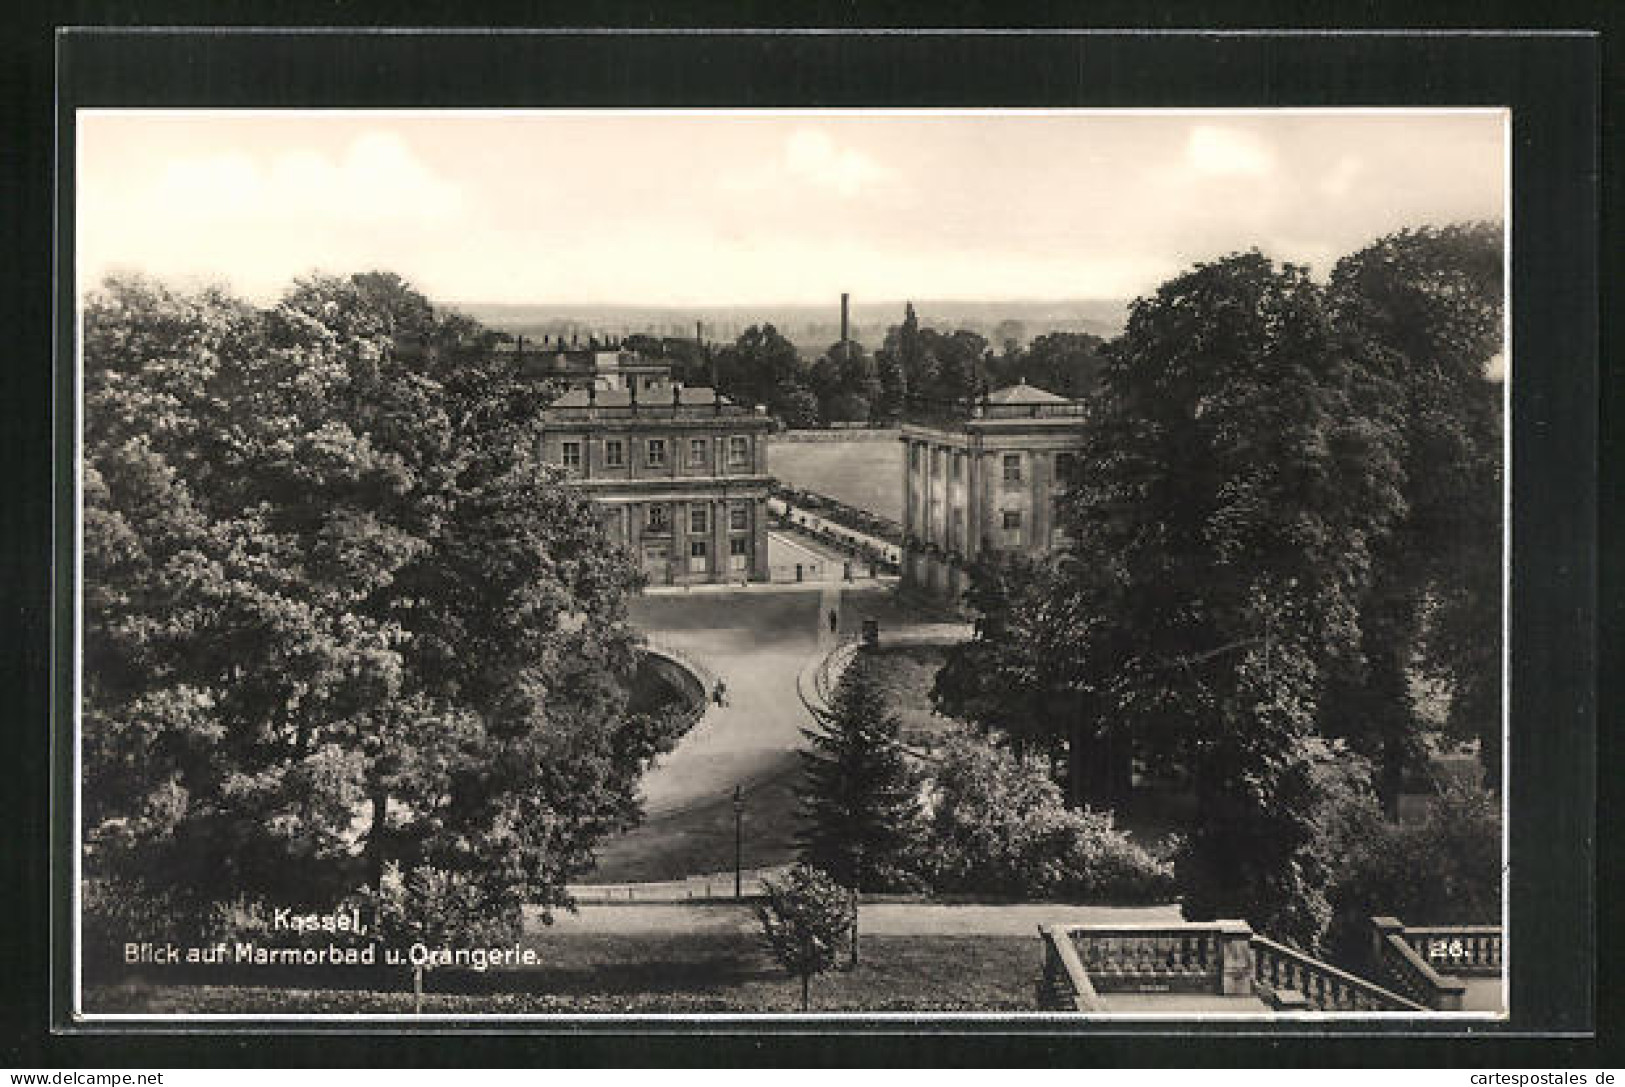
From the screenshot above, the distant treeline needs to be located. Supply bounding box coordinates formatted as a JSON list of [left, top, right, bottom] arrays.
[[617, 304, 1107, 428]]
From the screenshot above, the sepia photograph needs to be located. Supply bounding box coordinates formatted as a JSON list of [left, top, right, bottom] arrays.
[[71, 105, 1512, 1022]]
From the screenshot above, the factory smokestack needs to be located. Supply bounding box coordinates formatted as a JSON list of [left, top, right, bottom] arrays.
[[840, 292, 850, 345]]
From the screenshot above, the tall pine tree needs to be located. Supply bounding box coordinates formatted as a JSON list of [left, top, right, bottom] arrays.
[[796, 646, 919, 961]]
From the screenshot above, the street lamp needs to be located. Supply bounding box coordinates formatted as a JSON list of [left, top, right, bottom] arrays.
[[732, 785, 745, 899]]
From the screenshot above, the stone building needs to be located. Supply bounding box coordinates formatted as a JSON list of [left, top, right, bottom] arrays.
[[539, 384, 776, 585], [498, 335, 675, 394], [899, 379, 1088, 600]]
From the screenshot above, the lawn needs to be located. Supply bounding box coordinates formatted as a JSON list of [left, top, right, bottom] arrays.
[[768, 438, 904, 523], [589, 768, 803, 883], [84, 930, 1043, 1014], [868, 643, 960, 748]]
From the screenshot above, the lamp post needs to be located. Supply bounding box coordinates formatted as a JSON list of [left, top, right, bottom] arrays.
[[732, 785, 745, 899]]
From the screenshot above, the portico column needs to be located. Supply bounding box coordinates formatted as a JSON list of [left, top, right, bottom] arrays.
[[711, 497, 728, 583]]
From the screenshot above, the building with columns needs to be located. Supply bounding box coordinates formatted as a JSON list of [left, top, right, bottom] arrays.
[[899, 380, 1088, 600], [539, 384, 776, 585]]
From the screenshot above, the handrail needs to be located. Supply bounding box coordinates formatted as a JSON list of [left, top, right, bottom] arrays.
[[1378, 933, 1468, 1010], [640, 640, 719, 690], [1038, 925, 1107, 1012], [1251, 935, 1426, 1013]]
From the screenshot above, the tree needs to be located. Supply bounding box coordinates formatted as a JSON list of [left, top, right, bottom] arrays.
[[1325, 223, 1506, 795], [713, 323, 816, 424], [755, 865, 855, 1011], [1002, 332, 1107, 398], [797, 647, 919, 962], [1051, 251, 1406, 947], [805, 337, 881, 424], [874, 344, 908, 421], [932, 554, 1130, 804], [81, 272, 674, 950], [920, 328, 987, 405]]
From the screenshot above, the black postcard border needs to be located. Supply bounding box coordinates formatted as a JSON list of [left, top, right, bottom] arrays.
[[10, 23, 1607, 1067]]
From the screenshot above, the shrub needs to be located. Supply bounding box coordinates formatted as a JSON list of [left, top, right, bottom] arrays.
[[919, 731, 1173, 903]]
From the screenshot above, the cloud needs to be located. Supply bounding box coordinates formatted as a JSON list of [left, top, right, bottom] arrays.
[[1186, 125, 1275, 177], [783, 128, 892, 196], [148, 131, 465, 226], [721, 127, 894, 200]]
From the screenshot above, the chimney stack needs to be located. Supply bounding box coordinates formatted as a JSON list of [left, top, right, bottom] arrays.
[[840, 292, 850, 345]]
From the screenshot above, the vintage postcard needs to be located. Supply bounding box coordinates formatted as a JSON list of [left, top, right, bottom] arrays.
[[67, 93, 1523, 1023]]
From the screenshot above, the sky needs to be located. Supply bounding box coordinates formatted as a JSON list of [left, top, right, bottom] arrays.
[[77, 110, 1507, 308]]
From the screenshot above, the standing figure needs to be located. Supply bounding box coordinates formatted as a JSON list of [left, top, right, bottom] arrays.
[[827, 609, 838, 635]]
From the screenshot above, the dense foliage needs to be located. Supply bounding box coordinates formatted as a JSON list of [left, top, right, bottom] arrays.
[[919, 730, 1173, 903], [1322, 783, 1503, 967], [82, 272, 675, 946]]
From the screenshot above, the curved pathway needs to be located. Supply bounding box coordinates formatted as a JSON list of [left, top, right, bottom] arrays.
[[629, 588, 843, 818]]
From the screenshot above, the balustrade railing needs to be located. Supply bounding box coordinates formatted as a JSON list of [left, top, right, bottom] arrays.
[[1251, 936, 1425, 1012], [1036, 922, 1430, 1014], [1374, 930, 1468, 1010], [1071, 926, 1226, 992], [1038, 925, 1106, 1012], [1398, 925, 1503, 976]]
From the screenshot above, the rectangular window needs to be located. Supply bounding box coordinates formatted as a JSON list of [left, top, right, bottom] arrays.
[[729, 536, 750, 556], [689, 438, 708, 467], [910, 444, 921, 469], [605, 439, 624, 467], [1055, 452, 1077, 487], [952, 453, 963, 481], [561, 441, 581, 469], [690, 506, 708, 534], [646, 504, 669, 533], [728, 435, 750, 468], [688, 539, 708, 573], [1003, 453, 1023, 483], [730, 505, 749, 531], [646, 439, 666, 467], [1003, 510, 1022, 531]]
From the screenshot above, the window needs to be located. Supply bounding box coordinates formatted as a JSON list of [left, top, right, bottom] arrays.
[[729, 536, 750, 556], [951, 453, 963, 481], [690, 506, 708, 534], [728, 435, 750, 468], [1003, 454, 1023, 482], [646, 439, 666, 467], [560, 441, 581, 469], [951, 508, 964, 548], [730, 505, 749, 531], [604, 439, 624, 467], [689, 438, 708, 467], [1055, 451, 1077, 487], [910, 444, 921, 469], [646, 504, 669, 533], [688, 539, 708, 573], [1003, 510, 1023, 531]]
